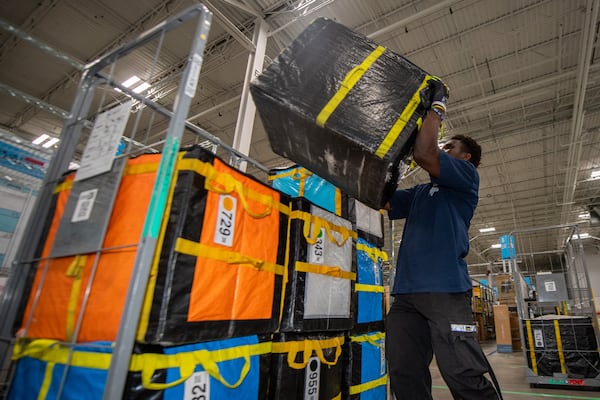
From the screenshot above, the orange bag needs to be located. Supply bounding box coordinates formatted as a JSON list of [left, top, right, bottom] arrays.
[[20, 154, 161, 342]]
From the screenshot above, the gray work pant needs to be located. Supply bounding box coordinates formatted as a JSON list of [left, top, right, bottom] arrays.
[[386, 292, 500, 400]]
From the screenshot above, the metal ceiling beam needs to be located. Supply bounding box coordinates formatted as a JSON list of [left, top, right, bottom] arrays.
[[367, 0, 461, 40], [203, 0, 256, 52], [559, 0, 600, 226]]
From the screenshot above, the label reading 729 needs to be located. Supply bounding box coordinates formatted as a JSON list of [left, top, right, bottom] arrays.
[[214, 195, 237, 247]]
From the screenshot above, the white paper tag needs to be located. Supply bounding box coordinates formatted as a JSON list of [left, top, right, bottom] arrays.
[[373, 259, 381, 285], [185, 54, 203, 98], [379, 340, 386, 375], [214, 195, 236, 247], [534, 328, 544, 348], [75, 100, 132, 181], [184, 370, 210, 400], [304, 356, 321, 400], [308, 228, 325, 264], [71, 188, 98, 222], [545, 281, 557, 292]]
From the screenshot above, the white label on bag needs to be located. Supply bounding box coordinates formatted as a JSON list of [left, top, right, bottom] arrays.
[[534, 328, 544, 348], [214, 195, 236, 247], [304, 356, 321, 400], [545, 281, 557, 292], [308, 228, 325, 264], [373, 260, 381, 285], [184, 370, 210, 400], [71, 188, 98, 222], [380, 340, 386, 375]]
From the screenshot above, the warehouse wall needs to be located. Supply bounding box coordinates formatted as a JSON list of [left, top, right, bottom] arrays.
[[584, 243, 600, 309]]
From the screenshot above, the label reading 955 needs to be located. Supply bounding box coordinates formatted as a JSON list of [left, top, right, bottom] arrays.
[[304, 356, 321, 400]]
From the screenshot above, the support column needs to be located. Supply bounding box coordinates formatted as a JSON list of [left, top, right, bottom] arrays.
[[231, 18, 268, 171]]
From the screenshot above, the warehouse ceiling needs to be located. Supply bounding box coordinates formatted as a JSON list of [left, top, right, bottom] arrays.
[[0, 0, 599, 278]]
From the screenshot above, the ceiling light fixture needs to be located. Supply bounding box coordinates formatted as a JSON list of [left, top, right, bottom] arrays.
[[574, 233, 590, 239], [122, 75, 141, 88], [42, 137, 60, 148], [491, 243, 502, 249], [32, 134, 50, 145], [479, 227, 496, 233], [133, 82, 151, 94], [578, 212, 590, 219], [592, 170, 600, 179]]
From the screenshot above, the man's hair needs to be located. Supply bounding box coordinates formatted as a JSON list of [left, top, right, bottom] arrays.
[[451, 134, 481, 168]]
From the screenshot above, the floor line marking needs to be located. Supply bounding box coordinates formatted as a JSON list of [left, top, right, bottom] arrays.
[[433, 385, 600, 399]]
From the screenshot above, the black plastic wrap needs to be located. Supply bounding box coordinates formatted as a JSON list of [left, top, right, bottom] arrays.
[[523, 317, 600, 379], [250, 17, 431, 209], [280, 198, 356, 332], [143, 145, 289, 344], [269, 332, 345, 400]]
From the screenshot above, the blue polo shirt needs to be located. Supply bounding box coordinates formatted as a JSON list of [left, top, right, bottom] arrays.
[[388, 151, 479, 294]]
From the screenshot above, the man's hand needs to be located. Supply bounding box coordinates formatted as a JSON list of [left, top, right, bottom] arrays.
[[429, 78, 450, 120]]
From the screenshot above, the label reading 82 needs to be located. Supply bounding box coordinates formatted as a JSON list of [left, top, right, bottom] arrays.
[[184, 371, 210, 400], [214, 195, 237, 247]]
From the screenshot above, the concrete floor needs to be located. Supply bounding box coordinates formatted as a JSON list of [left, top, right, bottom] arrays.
[[428, 342, 600, 400]]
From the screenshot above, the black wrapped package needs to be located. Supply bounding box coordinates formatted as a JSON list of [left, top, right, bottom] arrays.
[[280, 197, 356, 332], [250, 17, 434, 209], [269, 333, 345, 400], [523, 317, 600, 379]]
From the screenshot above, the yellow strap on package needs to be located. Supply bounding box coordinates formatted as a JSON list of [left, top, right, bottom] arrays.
[[356, 243, 389, 263], [290, 210, 356, 246], [177, 157, 292, 218], [175, 237, 286, 276], [350, 332, 385, 347], [65, 255, 87, 342], [316, 46, 386, 127], [525, 320, 538, 375], [295, 261, 356, 281], [354, 283, 384, 293], [53, 161, 160, 193], [375, 75, 432, 158], [12, 338, 271, 392], [271, 336, 344, 369], [349, 375, 388, 395]]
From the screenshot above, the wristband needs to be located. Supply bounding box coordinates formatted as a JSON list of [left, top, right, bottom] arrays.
[[430, 106, 445, 121]]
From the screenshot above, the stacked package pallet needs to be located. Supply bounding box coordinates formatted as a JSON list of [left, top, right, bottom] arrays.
[[10, 15, 434, 399], [268, 165, 388, 399], [10, 146, 289, 399]]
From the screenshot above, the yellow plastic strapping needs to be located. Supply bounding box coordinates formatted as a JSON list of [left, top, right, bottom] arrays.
[[316, 46, 386, 128], [350, 332, 385, 347], [271, 337, 344, 369], [375, 75, 432, 158], [525, 320, 538, 375], [356, 243, 389, 263], [295, 261, 356, 281], [354, 283, 384, 293], [349, 375, 388, 395], [178, 157, 275, 219], [553, 319, 567, 374], [52, 161, 160, 194], [289, 210, 356, 246], [13, 339, 271, 391], [65, 255, 87, 342], [175, 238, 286, 276]]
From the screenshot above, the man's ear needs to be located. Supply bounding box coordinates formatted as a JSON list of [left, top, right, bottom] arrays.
[[462, 152, 472, 162]]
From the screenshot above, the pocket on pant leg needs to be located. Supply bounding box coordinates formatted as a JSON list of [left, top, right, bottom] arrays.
[[449, 326, 489, 377]]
